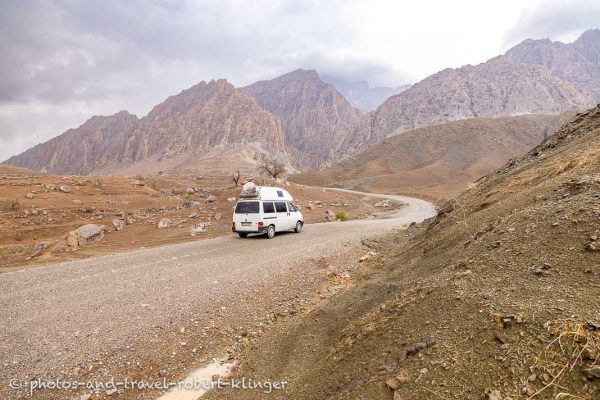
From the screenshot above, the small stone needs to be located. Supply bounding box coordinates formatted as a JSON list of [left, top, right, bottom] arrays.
[[385, 378, 400, 390], [206, 195, 216, 203], [583, 366, 600, 380], [586, 243, 597, 251], [25, 193, 35, 199], [59, 185, 71, 193], [106, 388, 117, 396], [79, 394, 92, 400], [527, 373, 536, 382]]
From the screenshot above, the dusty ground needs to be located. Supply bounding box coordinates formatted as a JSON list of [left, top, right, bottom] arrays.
[[206, 107, 600, 399], [0, 167, 393, 272]]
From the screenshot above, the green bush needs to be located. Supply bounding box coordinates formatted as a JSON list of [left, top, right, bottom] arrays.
[[336, 211, 348, 221]]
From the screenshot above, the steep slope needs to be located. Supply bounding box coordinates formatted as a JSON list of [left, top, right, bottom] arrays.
[[293, 114, 565, 201], [241, 69, 362, 169], [5, 111, 139, 175], [6, 80, 288, 175], [339, 56, 594, 157], [506, 28, 600, 101], [208, 105, 600, 400], [321, 76, 410, 111]]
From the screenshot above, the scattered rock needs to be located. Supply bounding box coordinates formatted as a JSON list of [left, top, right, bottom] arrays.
[[132, 180, 145, 187], [112, 219, 125, 231], [59, 185, 71, 193], [374, 200, 390, 207], [583, 366, 600, 380], [106, 387, 118, 396], [78, 394, 92, 400], [306, 204, 315, 210], [214, 213, 222, 220], [206, 195, 216, 203], [72, 199, 83, 205], [67, 224, 104, 247], [185, 187, 196, 194], [158, 218, 177, 229], [25, 241, 50, 260], [385, 378, 400, 390], [586, 243, 597, 251], [190, 224, 206, 236], [227, 197, 237, 202], [25, 193, 35, 199], [487, 389, 503, 400]]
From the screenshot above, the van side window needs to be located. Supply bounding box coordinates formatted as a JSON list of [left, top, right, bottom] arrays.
[[275, 201, 287, 213], [277, 190, 284, 197], [263, 201, 275, 214], [287, 202, 297, 212]]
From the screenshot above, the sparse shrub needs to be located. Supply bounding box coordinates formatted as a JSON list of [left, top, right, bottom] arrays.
[[336, 211, 348, 221]]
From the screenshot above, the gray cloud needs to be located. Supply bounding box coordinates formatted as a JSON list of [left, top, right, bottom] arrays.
[[503, 0, 600, 47]]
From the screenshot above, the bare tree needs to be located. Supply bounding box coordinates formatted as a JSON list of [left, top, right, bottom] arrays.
[[257, 154, 286, 179], [231, 170, 242, 186]]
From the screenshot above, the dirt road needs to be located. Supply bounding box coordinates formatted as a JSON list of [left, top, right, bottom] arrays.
[[0, 191, 435, 398]]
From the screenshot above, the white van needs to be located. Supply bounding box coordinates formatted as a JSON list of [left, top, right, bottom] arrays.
[[232, 184, 304, 239]]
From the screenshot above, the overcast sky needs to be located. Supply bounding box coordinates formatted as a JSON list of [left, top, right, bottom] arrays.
[[1, 0, 599, 161]]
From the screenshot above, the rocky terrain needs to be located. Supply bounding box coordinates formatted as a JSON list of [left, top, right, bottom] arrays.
[[6, 80, 289, 176], [0, 165, 390, 272], [241, 69, 362, 169], [339, 56, 594, 157], [207, 106, 600, 400], [293, 114, 567, 202], [506, 29, 600, 101]]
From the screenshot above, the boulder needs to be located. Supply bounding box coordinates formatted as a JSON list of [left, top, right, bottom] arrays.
[[67, 224, 104, 247]]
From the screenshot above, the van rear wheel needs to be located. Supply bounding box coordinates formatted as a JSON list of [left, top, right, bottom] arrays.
[[238, 233, 248, 238], [294, 221, 303, 233], [265, 225, 276, 239]]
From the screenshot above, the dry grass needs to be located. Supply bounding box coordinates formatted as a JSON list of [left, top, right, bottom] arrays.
[[530, 320, 600, 399]]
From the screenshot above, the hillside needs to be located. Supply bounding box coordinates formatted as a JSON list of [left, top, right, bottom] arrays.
[[292, 114, 565, 202], [241, 69, 362, 169], [338, 56, 594, 157], [506, 29, 600, 101], [208, 105, 600, 400], [6, 80, 288, 176]]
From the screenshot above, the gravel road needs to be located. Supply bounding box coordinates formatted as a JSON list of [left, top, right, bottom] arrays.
[[0, 191, 435, 396]]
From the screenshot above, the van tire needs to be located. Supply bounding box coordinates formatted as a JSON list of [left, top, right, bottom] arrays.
[[238, 233, 248, 238], [266, 225, 276, 239], [294, 221, 303, 233]]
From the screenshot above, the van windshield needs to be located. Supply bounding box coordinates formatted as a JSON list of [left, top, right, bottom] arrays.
[[235, 201, 259, 214]]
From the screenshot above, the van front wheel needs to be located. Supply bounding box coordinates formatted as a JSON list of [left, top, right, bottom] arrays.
[[265, 225, 276, 239], [294, 221, 303, 233]]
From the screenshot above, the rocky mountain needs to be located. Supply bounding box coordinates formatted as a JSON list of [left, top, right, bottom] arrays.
[[505, 29, 600, 101], [321, 76, 410, 111], [338, 56, 595, 157], [6, 80, 288, 175], [4, 110, 140, 175], [292, 114, 565, 201], [241, 69, 361, 170]]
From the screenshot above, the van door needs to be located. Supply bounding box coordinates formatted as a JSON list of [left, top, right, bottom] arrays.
[[274, 201, 291, 231], [262, 201, 276, 229], [234, 201, 260, 232], [288, 201, 301, 223]]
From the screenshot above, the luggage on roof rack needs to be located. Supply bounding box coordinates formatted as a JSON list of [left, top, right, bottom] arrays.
[[239, 182, 260, 198]]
